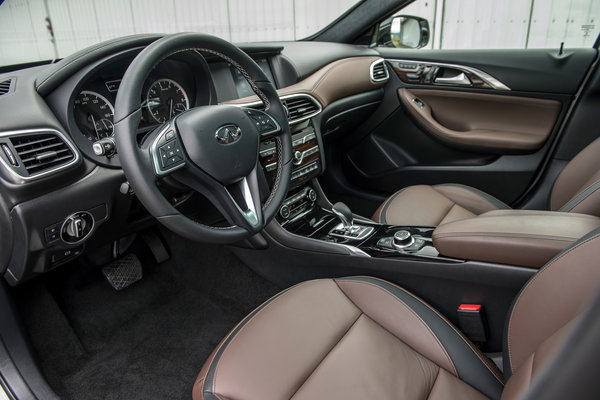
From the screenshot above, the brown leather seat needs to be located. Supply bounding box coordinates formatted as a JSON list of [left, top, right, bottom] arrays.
[[193, 229, 600, 400], [373, 137, 600, 226]]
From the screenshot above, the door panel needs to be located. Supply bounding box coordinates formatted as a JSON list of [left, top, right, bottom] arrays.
[[325, 48, 596, 208], [398, 88, 561, 152]]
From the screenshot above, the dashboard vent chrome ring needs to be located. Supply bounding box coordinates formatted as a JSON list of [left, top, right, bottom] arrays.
[[0, 129, 80, 182], [234, 93, 323, 127], [370, 60, 389, 82]]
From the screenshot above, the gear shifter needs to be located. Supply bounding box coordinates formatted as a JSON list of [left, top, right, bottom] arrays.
[[332, 202, 353, 229], [329, 202, 374, 241]]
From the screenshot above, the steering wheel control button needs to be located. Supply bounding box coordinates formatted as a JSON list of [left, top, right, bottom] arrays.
[[158, 140, 184, 169], [243, 108, 280, 136], [61, 211, 94, 244]]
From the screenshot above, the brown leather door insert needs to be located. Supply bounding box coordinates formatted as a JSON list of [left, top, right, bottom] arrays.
[[398, 88, 561, 151]]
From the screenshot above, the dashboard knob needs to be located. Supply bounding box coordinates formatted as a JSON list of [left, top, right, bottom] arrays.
[[93, 137, 116, 157], [306, 188, 317, 202], [393, 230, 414, 248], [61, 211, 94, 244], [293, 150, 303, 165], [279, 205, 291, 219]]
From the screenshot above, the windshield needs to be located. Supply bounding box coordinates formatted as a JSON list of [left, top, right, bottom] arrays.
[[0, 0, 360, 67]]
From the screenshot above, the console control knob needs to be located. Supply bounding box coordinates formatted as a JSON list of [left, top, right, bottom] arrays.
[[307, 188, 317, 202], [93, 137, 116, 157], [279, 205, 291, 219], [293, 150, 303, 165], [393, 230, 414, 248]]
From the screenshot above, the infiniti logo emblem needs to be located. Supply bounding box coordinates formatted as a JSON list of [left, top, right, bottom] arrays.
[[215, 125, 242, 144]]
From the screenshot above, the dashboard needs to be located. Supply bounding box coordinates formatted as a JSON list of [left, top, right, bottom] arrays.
[[0, 36, 387, 285]]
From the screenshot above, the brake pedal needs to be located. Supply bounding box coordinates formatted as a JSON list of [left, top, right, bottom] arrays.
[[101, 254, 143, 290]]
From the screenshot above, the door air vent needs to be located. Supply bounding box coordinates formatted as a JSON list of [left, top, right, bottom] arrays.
[[370, 60, 389, 82], [9, 132, 76, 176], [0, 78, 14, 96], [282, 94, 322, 125]]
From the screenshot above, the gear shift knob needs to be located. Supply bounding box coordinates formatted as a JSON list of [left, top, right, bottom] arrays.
[[332, 202, 353, 229]]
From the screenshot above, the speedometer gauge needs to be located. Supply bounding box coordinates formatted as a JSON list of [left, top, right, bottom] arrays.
[[146, 79, 189, 123], [73, 91, 114, 141]]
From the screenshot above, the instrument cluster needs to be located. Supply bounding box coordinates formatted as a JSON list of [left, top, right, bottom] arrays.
[[70, 56, 205, 152], [73, 76, 191, 143]]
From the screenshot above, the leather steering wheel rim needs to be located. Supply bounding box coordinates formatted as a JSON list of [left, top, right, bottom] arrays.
[[113, 33, 292, 243]]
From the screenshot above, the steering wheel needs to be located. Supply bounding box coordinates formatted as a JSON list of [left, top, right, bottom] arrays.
[[113, 33, 292, 243]]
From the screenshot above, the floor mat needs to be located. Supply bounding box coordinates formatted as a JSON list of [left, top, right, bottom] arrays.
[[16, 229, 281, 400]]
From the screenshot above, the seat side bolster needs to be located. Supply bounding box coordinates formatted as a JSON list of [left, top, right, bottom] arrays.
[[336, 276, 504, 400], [504, 230, 600, 376]]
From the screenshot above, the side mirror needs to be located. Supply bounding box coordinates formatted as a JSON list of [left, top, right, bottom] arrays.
[[389, 15, 430, 49]]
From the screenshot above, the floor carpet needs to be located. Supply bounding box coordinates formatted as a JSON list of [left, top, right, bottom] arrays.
[[15, 229, 280, 400]]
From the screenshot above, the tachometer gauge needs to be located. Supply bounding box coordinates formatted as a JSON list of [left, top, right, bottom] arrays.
[[73, 91, 115, 141], [146, 78, 190, 123]]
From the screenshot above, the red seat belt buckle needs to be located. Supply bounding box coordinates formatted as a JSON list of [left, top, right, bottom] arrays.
[[457, 304, 487, 343]]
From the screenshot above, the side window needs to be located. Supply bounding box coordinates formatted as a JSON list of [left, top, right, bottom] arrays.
[[376, 0, 600, 50]]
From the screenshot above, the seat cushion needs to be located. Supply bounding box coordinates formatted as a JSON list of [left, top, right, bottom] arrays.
[[373, 184, 510, 226], [194, 277, 503, 400]]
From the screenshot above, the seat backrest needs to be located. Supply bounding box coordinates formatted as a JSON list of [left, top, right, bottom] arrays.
[[501, 228, 600, 400], [551, 137, 600, 215]]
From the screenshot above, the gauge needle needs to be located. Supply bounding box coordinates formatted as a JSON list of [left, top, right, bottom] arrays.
[[169, 98, 174, 119], [90, 113, 100, 140]]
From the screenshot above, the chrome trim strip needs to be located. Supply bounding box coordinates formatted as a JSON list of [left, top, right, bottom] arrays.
[[369, 59, 390, 82], [386, 58, 511, 90], [232, 93, 323, 126], [0, 128, 80, 183]]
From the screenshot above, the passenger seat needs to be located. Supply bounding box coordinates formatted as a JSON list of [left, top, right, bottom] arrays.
[[373, 137, 600, 226]]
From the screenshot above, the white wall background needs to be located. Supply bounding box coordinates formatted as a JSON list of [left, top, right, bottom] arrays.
[[401, 0, 599, 49], [0, 0, 599, 66]]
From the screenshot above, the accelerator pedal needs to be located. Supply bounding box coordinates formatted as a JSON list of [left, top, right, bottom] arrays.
[[102, 254, 143, 290]]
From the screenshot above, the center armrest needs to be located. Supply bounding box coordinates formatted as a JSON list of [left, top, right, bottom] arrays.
[[432, 210, 600, 268]]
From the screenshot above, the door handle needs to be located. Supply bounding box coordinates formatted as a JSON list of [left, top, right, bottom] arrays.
[[434, 72, 471, 85]]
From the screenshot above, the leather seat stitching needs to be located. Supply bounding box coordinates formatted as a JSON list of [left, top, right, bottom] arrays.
[[559, 180, 600, 212], [348, 277, 504, 384], [336, 279, 458, 377], [204, 280, 311, 397], [288, 312, 362, 399], [506, 233, 600, 373], [425, 369, 442, 400]]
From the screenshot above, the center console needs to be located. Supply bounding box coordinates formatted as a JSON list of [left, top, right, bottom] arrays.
[[259, 120, 322, 190]]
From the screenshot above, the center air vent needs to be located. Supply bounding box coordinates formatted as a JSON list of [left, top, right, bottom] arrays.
[[0, 78, 14, 96], [282, 95, 322, 125], [5, 131, 77, 178], [238, 94, 322, 126], [370, 60, 389, 82]]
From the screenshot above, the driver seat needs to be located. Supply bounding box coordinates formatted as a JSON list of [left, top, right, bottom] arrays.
[[193, 229, 600, 400], [372, 137, 600, 226]]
